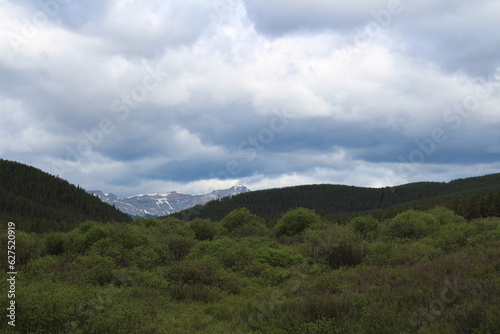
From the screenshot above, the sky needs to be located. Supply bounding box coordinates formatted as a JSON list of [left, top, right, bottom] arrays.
[[1, 0, 500, 197]]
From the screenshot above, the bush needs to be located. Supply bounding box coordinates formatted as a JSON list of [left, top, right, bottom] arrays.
[[17, 280, 97, 334], [256, 246, 304, 267], [89, 238, 128, 267], [166, 235, 197, 261], [14, 231, 42, 266], [221, 208, 268, 237], [169, 283, 222, 302], [23, 255, 68, 282], [109, 224, 149, 249], [275, 208, 321, 237], [126, 245, 161, 270], [383, 210, 439, 240], [72, 254, 116, 285], [427, 207, 466, 225], [166, 258, 222, 286], [84, 225, 109, 249], [364, 241, 442, 266], [188, 218, 217, 241], [423, 222, 477, 251], [349, 215, 379, 240], [305, 225, 367, 268], [188, 237, 255, 270]]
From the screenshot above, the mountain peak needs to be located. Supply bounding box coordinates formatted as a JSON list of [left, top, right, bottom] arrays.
[[232, 184, 249, 191], [89, 185, 250, 217]]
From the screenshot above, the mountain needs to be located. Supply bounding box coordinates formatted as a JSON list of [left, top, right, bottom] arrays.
[[0, 159, 132, 232], [170, 173, 500, 221], [89, 185, 250, 217]]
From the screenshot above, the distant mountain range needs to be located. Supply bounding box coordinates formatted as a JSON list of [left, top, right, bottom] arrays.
[[89, 185, 250, 217]]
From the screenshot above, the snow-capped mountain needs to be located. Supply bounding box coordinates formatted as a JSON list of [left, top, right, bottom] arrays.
[[89, 185, 250, 217]]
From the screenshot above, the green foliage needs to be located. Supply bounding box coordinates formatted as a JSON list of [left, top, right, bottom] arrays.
[[364, 241, 442, 266], [109, 223, 149, 249], [8, 230, 42, 266], [255, 246, 304, 267], [16, 280, 98, 334], [188, 237, 255, 270], [422, 222, 477, 251], [7, 205, 500, 333], [383, 209, 439, 240], [166, 234, 197, 261], [72, 254, 115, 285], [126, 245, 161, 270], [304, 224, 367, 268], [44, 232, 66, 255], [349, 215, 379, 240], [220, 208, 268, 237], [167, 258, 222, 286], [22, 255, 68, 282], [83, 224, 109, 248], [275, 207, 321, 236], [188, 218, 217, 240]]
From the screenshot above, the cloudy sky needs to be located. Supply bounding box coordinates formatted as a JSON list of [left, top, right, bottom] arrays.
[[1, 0, 500, 197]]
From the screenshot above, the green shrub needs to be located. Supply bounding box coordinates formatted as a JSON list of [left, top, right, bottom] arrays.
[[169, 283, 222, 302], [88, 238, 128, 266], [109, 224, 149, 249], [256, 246, 304, 267], [276, 208, 322, 236], [423, 222, 477, 251], [188, 237, 256, 270], [166, 258, 222, 286], [167, 235, 197, 261], [221, 208, 268, 237], [188, 237, 239, 261], [427, 207, 466, 225], [17, 280, 97, 334], [111, 267, 169, 290], [72, 254, 115, 285], [126, 245, 161, 270], [188, 218, 217, 240], [363, 242, 395, 266], [84, 224, 109, 249], [13, 231, 42, 266], [305, 225, 367, 268], [349, 215, 379, 240], [391, 242, 442, 265], [383, 210, 439, 240], [23, 255, 68, 282], [365, 241, 441, 266]]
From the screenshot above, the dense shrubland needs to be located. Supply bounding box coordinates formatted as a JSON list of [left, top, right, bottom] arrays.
[[1, 207, 499, 333]]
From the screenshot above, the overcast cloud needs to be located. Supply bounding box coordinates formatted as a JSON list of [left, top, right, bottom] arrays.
[[1, 0, 499, 197]]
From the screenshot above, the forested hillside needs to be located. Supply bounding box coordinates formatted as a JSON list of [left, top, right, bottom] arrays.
[[0, 159, 132, 232], [171, 174, 500, 221]]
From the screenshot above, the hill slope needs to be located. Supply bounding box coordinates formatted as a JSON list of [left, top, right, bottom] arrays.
[[0, 159, 132, 232], [170, 173, 500, 221]]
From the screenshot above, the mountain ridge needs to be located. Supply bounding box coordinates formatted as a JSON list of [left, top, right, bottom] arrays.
[[170, 173, 500, 221], [89, 185, 251, 217]]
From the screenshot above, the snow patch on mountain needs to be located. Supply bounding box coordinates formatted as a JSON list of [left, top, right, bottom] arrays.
[[89, 185, 250, 217]]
